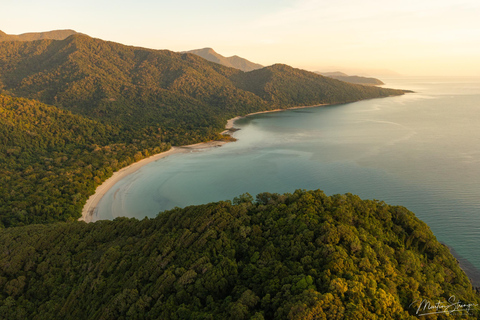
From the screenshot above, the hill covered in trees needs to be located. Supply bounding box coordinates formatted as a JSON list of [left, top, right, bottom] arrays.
[[0, 34, 409, 226], [0, 94, 170, 227], [0, 190, 478, 319], [231, 65, 395, 106], [0, 34, 406, 132]]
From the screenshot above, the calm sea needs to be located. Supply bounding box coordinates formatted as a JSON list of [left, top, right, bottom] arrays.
[[95, 77, 480, 283]]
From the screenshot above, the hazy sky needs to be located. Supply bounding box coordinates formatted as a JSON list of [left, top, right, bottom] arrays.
[[3, 0, 480, 76]]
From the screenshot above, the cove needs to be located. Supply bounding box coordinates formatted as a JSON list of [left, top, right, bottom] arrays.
[[94, 76, 480, 283]]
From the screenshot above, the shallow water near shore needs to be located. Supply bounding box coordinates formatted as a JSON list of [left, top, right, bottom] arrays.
[[95, 76, 480, 284]]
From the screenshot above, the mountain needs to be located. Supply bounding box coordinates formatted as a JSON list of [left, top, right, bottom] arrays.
[[185, 47, 263, 72], [1, 190, 479, 319], [321, 67, 401, 77], [320, 71, 349, 77], [0, 33, 406, 131], [318, 72, 384, 86], [0, 33, 408, 226], [0, 34, 261, 135], [232, 64, 396, 106], [0, 29, 78, 42]]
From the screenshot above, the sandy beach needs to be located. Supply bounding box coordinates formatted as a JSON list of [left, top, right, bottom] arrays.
[[80, 104, 327, 223], [79, 140, 228, 222], [221, 105, 327, 134]]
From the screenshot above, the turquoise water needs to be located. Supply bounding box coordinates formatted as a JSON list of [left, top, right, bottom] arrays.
[[95, 77, 480, 280]]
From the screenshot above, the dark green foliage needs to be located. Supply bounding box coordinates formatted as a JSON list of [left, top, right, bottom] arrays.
[[0, 34, 406, 131], [0, 34, 266, 132], [0, 190, 478, 319], [0, 95, 170, 227]]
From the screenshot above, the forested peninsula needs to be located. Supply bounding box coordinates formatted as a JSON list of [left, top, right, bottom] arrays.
[[0, 33, 408, 227], [1, 190, 479, 319]]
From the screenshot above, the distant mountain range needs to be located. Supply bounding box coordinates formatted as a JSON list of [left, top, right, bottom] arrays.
[[317, 71, 384, 86], [185, 48, 385, 86], [0, 29, 78, 42], [185, 48, 263, 72], [1, 30, 387, 86]]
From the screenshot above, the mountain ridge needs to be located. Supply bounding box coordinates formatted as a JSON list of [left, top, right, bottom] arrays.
[[318, 71, 385, 86], [0, 34, 407, 128], [185, 47, 264, 72], [0, 29, 78, 42]]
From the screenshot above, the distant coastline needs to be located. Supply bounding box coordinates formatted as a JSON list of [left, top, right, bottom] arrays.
[[80, 103, 327, 223]]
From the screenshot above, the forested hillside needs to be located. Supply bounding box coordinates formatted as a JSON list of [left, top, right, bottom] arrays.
[[0, 34, 406, 132], [0, 34, 265, 133], [0, 190, 478, 319], [231, 64, 397, 106], [0, 94, 171, 227], [0, 34, 409, 226]]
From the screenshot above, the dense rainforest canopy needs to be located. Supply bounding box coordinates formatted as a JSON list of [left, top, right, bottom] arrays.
[[0, 190, 478, 319], [0, 94, 170, 227], [0, 34, 408, 226]]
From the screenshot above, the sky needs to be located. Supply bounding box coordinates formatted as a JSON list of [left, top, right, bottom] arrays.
[[3, 0, 480, 76]]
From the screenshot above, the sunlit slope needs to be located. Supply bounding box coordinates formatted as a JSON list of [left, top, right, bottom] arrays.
[[0, 190, 477, 319]]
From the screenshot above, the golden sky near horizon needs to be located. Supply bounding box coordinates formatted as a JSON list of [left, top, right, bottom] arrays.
[[3, 0, 480, 76]]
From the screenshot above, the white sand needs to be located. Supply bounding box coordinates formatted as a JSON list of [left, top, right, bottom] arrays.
[[79, 140, 228, 222]]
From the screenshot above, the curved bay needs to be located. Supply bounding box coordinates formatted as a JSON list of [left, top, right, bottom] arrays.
[[96, 76, 480, 279]]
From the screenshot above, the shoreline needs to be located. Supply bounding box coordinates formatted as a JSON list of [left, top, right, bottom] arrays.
[[444, 243, 480, 289], [79, 140, 229, 223], [221, 104, 328, 134], [80, 103, 327, 223]]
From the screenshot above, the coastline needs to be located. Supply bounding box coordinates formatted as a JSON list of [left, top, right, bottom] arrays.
[[444, 243, 480, 289], [221, 104, 328, 134], [79, 140, 229, 223], [80, 103, 327, 223]]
